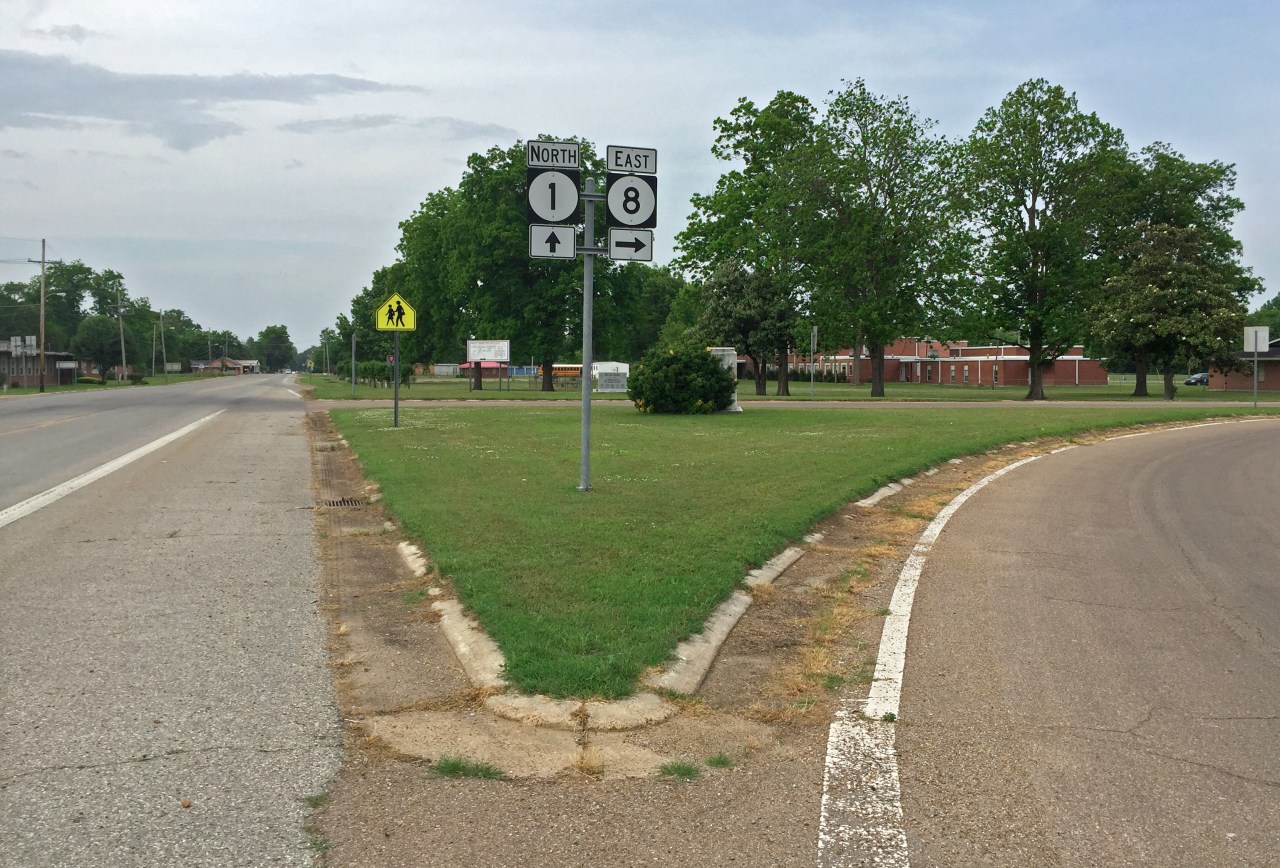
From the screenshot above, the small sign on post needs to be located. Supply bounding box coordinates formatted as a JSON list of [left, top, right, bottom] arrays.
[[1245, 326, 1270, 408], [374, 293, 417, 427]]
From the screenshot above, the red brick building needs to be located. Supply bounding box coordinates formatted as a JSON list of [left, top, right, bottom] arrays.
[[1209, 337, 1280, 391], [789, 339, 1109, 387]]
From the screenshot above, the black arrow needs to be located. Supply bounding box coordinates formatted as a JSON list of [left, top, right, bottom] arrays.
[[546, 230, 562, 253], [615, 236, 647, 253]]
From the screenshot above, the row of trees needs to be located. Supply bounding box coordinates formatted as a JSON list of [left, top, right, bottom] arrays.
[[339, 78, 1266, 400], [1, 261, 298, 378], [677, 78, 1263, 400]]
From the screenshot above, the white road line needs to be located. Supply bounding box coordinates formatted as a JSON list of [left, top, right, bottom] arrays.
[[0, 411, 224, 531], [818, 454, 1040, 867]]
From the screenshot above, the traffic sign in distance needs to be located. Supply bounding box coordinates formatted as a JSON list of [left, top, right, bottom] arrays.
[[375, 293, 417, 331], [530, 224, 577, 259], [606, 173, 657, 228], [608, 228, 653, 262]]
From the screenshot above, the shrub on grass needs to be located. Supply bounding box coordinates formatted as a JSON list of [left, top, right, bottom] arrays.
[[628, 346, 735, 414], [77, 376, 103, 385]]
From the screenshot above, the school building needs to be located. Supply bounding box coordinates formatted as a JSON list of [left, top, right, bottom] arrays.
[[789, 339, 1109, 387]]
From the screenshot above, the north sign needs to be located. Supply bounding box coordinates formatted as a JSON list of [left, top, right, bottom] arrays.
[[527, 140, 580, 169], [529, 224, 577, 259], [608, 228, 654, 262], [606, 173, 657, 228]]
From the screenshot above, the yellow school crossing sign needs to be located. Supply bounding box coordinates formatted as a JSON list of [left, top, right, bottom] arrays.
[[375, 293, 417, 331]]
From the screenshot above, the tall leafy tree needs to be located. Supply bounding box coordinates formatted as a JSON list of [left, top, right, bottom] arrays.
[[678, 91, 816, 396], [962, 79, 1125, 399], [1094, 224, 1249, 398], [699, 259, 793, 395], [805, 79, 965, 396], [253, 324, 297, 372], [1090, 143, 1259, 395], [70, 315, 130, 381], [395, 139, 605, 390]]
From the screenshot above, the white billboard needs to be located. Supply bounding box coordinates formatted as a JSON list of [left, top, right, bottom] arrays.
[[467, 340, 510, 362]]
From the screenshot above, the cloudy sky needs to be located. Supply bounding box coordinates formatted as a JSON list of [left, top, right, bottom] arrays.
[[1, 0, 1275, 350]]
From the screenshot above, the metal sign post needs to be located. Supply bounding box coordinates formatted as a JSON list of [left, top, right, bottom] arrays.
[[1245, 326, 1270, 409], [374, 292, 417, 427], [526, 140, 658, 492]]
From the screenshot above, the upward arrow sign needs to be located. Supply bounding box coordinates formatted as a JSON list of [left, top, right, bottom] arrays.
[[546, 230, 563, 253]]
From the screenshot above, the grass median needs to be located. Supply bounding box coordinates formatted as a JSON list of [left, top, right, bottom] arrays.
[[308, 373, 1278, 403], [329, 402, 1277, 699]]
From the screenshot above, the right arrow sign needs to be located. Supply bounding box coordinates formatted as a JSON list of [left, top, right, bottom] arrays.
[[608, 228, 654, 262]]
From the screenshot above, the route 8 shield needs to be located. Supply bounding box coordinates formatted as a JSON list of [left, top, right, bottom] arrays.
[[605, 173, 657, 229]]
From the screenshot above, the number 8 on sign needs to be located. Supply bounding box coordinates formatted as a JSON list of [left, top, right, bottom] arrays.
[[606, 173, 657, 229]]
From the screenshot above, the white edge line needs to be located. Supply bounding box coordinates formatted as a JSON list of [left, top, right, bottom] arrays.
[[818, 417, 1261, 865], [818, 453, 1040, 868], [0, 410, 225, 531]]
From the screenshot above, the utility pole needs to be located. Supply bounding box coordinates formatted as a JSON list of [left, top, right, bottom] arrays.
[[159, 312, 170, 384], [116, 283, 128, 385], [27, 240, 47, 392]]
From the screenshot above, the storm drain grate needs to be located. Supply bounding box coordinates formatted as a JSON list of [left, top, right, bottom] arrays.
[[323, 498, 364, 508]]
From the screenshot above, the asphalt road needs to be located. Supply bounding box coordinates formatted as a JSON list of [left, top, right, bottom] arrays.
[[897, 419, 1280, 866], [0, 376, 340, 867]]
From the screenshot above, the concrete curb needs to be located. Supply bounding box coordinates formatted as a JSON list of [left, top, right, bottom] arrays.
[[404, 540, 812, 731]]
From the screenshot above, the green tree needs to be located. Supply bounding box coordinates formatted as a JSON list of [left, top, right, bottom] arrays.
[[805, 79, 966, 396], [1090, 143, 1258, 395], [253, 324, 297, 372], [1094, 225, 1248, 399], [678, 92, 816, 396], [699, 259, 793, 395], [961, 79, 1126, 400], [70, 315, 125, 381], [1248, 293, 1280, 331], [594, 263, 684, 361]]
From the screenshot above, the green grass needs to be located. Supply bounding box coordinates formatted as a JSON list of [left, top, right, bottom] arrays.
[[329, 401, 1279, 699], [659, 761, 702, 781], [432, 756, 505, 779], [306, 372, 1279, 404], [706, 753, 734, 769]]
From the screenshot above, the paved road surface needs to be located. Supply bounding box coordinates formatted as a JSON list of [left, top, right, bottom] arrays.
[[1, 376, 340, 867], [897, 420, 1280, 866]]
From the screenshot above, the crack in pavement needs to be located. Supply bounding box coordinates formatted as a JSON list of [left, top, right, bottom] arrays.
[[1, 743, 322, 784]]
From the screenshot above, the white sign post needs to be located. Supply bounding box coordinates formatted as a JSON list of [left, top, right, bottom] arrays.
[[1245, 326, 1270, 408], [708, 347, 742, 413]]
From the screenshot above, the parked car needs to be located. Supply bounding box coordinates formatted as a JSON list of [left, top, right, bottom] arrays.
[[1184, 372, 1209, 386]]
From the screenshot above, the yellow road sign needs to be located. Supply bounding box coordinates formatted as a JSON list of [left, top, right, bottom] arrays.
[[375, 293, 417, 331]]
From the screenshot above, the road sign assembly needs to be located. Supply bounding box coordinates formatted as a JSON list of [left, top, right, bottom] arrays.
[[524, 138, 660, 490]]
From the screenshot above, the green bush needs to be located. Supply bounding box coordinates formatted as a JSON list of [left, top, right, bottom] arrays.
[[127, 372, 146, 384], [627, 346, 735, 414], [77, 376, 103, 385]]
